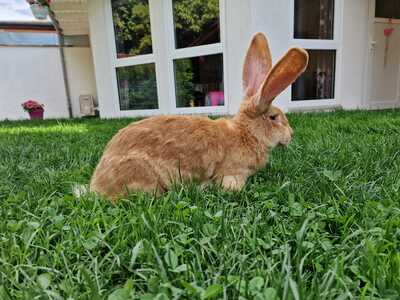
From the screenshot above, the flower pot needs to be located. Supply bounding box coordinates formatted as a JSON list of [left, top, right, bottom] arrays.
[[29, 109, 44, 120], [29, 3, 49, 20]]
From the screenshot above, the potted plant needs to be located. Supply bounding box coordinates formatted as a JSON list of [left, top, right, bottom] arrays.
[[26, 0, 52, 20], [22, 100, 45, 120]]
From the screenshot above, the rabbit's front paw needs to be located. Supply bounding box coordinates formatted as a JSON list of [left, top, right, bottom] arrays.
[[222, 175, 246, 191]]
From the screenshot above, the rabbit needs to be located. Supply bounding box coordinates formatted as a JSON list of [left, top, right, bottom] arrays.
[[90, 32, 309, 200]]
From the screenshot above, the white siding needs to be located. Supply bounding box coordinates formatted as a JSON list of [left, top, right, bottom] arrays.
[[340, 0, 370, 109]]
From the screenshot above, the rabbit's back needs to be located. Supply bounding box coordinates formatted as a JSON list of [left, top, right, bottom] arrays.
[[108, 116, 228, 158]]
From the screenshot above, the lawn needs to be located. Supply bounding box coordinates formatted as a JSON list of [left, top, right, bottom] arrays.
[[0, 110, 400, 300]]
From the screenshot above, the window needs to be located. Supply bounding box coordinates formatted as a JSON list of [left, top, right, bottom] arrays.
[[174, 54, 224, 107], [292, 50, 336, 100], [294, 0, 334, 39], [170, 0, 224, 108], [173, 0, 220, 49], [292, 0, 338, 102], [111, 0, 153, 58], [116, 64, 158, 110], [109, 0, 225, 113], [111, 0, 159, 111], [375, 0, 400, 19]]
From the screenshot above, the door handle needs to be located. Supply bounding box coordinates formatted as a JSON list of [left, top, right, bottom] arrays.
[[370, 40, 377, 51]]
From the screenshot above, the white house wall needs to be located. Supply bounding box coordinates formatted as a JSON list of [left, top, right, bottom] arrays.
[[225, 0, 251, 115], [88, 0, 298, 117], [0, 46, 96, 120], [0, 46, 68, 120], [249, 0, 293, 111], [250, 0, 374, 111], [64, 47, 98, 116], [87, 0, 117, 119], [340, 0, 370, 109], [88, 0, 375, 117]]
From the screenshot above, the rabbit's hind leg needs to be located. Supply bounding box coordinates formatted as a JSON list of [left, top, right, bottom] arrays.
[[109, 156, 165, 198]]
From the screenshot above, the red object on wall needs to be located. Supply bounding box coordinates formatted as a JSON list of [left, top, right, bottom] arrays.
[[384, 27, 395, 37]]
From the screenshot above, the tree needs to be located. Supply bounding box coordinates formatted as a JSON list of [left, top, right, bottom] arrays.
[[174, 0, 219, 31], [174, 59, 195, 107], [117, 64, 158, 110], [112, 0, 152, 57], [112, 0, 219, 54]]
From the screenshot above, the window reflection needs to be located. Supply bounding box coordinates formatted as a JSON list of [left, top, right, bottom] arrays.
[[111, 0, 153, 58], [294, 0, 334, 40], [116, 63, 158, 110], [292, 50, 336, 100], [174, 54, 224, 107], [173, 0, 220, 49]]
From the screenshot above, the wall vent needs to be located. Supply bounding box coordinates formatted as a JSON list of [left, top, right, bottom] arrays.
[[79, 94, 96, 116]]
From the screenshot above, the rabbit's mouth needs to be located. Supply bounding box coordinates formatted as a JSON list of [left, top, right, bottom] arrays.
[[279, 136, 292, 147], [279, 127, 293, 147]]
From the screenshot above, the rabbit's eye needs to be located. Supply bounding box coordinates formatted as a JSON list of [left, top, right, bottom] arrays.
[[269, 115, 278, 121]]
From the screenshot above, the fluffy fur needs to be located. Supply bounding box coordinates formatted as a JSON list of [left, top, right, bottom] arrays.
[[90, 33, 308, 200]]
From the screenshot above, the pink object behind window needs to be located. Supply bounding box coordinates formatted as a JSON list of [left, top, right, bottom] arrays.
[[209, 91, 224, 106], [384, 18, 395, 37]]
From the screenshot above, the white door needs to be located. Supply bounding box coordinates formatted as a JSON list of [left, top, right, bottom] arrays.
[[367, 0, 400, 107]]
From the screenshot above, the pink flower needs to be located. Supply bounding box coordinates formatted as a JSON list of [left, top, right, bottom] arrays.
[[22, 99, 44, 112]]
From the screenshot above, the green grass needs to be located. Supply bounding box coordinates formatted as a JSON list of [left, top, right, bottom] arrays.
[[1, 110, 400, 300]]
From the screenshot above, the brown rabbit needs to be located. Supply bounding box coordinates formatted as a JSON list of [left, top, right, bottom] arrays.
[[90, 32, 308, 200]]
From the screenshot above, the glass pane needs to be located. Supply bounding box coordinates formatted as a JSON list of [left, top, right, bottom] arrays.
[[294, 0, 334, 39], [375, 0, 400, 19], [116, 63, 158, 110], [174, 53, 224, 108], [173, 0, 220, 49], [292, 50, 336, 101], [111, 0, 153, 58]]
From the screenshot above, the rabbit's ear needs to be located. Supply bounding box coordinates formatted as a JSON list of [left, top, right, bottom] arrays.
[[243, 32, 272, 97], [254, 47, 308, 113]]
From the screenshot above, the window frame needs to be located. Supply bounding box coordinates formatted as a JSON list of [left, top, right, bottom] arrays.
[[105, 0, 162, 116], [289, 0, 343, 106], [104, 0, 227, 117], [163, 0, 227, 114]]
